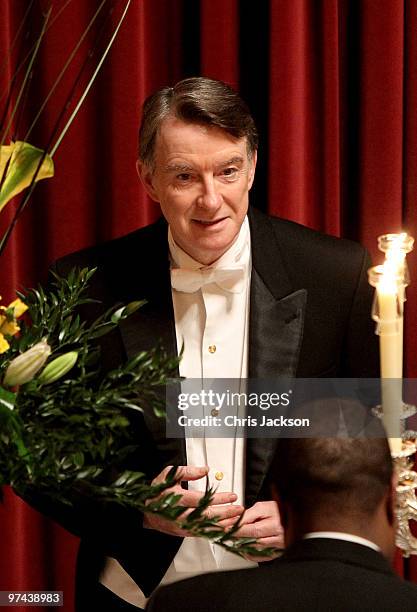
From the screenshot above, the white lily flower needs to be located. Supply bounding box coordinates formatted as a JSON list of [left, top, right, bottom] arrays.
[[3, 340, 51, 387]]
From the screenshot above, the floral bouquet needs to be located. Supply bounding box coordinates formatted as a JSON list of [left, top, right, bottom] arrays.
[[0, 266, 182, 509]]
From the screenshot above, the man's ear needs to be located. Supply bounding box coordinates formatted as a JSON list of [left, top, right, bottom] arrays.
[[136, 160, 160, 203], [248, 150, 257, 190]]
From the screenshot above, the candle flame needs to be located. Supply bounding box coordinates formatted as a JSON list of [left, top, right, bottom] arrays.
[[384, 233, 409, 277], [379, 259, 398, 295]]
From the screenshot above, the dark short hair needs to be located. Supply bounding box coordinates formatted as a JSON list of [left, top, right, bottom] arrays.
[[138, 77, 258, 167], [272, 399, 393, 517]]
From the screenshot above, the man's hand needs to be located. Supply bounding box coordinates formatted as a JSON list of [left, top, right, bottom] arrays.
[[229, 500, 284, 560], [143, 465, 244, 537]]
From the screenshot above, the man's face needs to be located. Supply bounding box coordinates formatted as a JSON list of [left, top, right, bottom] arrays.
[[138, 117, 257, 265]]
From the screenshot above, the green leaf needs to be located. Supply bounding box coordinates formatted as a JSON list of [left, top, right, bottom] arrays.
[[0, 142, 54, 212], [0, 401, 27, 459], [72, 452, 84, 468], [0, 386, 17, 411], [89, 322, 117, 339], [111, 301, 146, 324]]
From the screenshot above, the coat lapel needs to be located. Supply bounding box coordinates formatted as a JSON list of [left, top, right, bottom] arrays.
[[117, 221, 186, 469], [245, 208, 306, 506]]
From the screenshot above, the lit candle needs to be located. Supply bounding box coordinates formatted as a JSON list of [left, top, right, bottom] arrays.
[[377, 261, 402, 378], [369, 262, 403, 454], [378, 233, 414, 375]]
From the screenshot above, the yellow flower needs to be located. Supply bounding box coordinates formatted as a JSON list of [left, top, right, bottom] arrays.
[[0, 334, 10, 354], [0, 319, 20, 336], [7, 299, 28, 318], [0, 297, 28, 353], [0, 141, 54, 213]]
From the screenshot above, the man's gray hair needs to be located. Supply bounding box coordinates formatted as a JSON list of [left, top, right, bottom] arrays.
[[138, 77, 258, 167]]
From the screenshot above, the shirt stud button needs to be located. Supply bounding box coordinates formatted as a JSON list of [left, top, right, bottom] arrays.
[[211, 408, 219, 417], [208, 345, 216, 354], [215, 471, 224, 481]]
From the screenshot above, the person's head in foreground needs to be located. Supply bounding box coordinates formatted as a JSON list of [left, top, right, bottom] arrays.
[[137, 77, 258, 265], [145, 400, 412, 612], [272, 398, 396, 560]]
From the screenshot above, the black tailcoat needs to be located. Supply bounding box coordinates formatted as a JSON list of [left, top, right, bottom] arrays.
[[146, 538, 417, 612], [27, 207, 379, 600]]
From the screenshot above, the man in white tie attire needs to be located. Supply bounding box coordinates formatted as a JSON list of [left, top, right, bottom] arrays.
[[33, 77, 379, 610]]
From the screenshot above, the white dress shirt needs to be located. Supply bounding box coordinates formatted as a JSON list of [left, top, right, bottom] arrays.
[[161, 216, 257, 584], [304, 531, 381, 553]]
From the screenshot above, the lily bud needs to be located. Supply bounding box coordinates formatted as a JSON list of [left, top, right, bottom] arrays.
[[38, 351, 78, 385], [3, 340, 51, 387]]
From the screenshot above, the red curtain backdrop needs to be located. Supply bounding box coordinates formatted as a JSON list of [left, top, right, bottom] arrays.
[[1, 0, 417, 609]]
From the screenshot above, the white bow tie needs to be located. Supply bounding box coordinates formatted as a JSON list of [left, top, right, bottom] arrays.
[[171, 266, 246, 293]]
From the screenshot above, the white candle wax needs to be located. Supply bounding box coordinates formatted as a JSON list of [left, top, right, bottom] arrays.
[[376, 267, 402, 454], [385, 245, 406, 376]]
